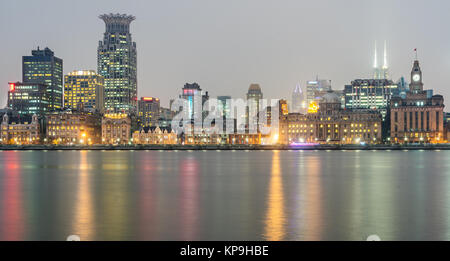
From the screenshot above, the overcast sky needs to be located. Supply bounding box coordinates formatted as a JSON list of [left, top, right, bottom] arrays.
[[1, 0, 450, 107]]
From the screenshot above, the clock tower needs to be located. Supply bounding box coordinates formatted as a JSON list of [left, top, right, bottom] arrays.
[[410, 59, 424, 93]]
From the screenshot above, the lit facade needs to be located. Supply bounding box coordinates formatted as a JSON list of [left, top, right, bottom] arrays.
[[64, 70, 105, 113], [46, 111, 102, 145], [179, 83, 209, 121], [98, 14, 137, 114], [7, 82, 50, 115], [344, 79, 399, 116], [102, 113, 131, 144], [390, 59, 445, 143], [0, 114, 40, 145], [279, 92, 382, 144], [23, 47, 63, 111], [137, 97, 160, 127]]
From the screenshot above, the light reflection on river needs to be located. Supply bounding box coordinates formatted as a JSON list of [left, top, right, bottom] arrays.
[[0, 150, 449, 241]]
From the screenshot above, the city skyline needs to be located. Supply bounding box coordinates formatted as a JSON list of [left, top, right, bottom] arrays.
[[2, 0, 450, 108]]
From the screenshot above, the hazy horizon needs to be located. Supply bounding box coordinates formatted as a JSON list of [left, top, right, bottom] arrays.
[[1, 0, 450, 108]]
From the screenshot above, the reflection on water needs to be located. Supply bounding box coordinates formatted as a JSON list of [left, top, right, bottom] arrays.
[[264, 151, 286, 240], [72, 151, 94, 240], [1, 150, 450, 240]]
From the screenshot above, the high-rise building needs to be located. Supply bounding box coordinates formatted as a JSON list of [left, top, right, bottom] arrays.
[[7, 82, 50, 115], [64, 70, 105, 113], [217, 96, 231, 118], [291, 84, 306, 113], [306, 78, 332, 106], [390, 58, 445, 143], [137, 97, 160, 127], [344, 79, 399, 116], [98, 13, 137, 114], [179, 83, 209, 120], [23, 47, 63, 111], [246, 84, 263, 132]]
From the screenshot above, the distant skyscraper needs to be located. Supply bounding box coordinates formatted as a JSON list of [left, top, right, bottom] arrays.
[[179, 83, 209, 120], [98, 13, 137, 114], [306, 78, 332, 106], [64, 70, 105, 113], [217, 96, 232, 118], [23, 47, 63, 111], [246, 84, 263, 132], [373, 41, 389, 80], [291, 83, 305, 113]]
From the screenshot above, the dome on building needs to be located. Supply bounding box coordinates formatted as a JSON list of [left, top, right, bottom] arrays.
[[248, 84, 262, 93], [320, 91, 341, 104]]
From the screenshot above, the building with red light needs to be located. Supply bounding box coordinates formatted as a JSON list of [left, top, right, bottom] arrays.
[[7, 82, 50, 115], [137, 97, 160, 127]]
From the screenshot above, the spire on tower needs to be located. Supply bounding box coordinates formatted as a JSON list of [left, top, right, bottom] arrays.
[[383, 40, 388, 69], [373, 41, 378, 69]]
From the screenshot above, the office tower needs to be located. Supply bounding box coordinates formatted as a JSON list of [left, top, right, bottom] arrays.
[[7, 82, 50, 115], [179, 83, 209, 120], [246, 84, 263, 132], [64, 70, 105, 113], [217, 96, 232, 117], [344, 79, 399, 116], [291, 83, 305, 113], [390, 58, 445, 143], [23, 47, 63, 111], [98, 13, 137, 114], [137, 97, 160, 127], [306, 78, 332, 106]]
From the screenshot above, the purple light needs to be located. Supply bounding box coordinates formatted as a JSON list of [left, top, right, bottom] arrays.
[[290, 142, 319, 147]]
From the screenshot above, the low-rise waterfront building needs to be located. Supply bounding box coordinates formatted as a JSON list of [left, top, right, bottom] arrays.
[[132, 126, 177, 145], [46, 110, 101, 145], [102, 113, 131, 144], [390, 59, 445, 143], [0, 114, 40, 144], [279, 91, 383, 145]]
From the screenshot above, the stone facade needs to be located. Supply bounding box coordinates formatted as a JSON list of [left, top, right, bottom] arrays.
[[0, 114, 40, 144], [101, 114, 131, 144], [279, 92, 382, 144]]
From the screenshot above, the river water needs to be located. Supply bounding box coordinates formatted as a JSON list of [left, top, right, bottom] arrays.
[[0, 150, 449, 241]]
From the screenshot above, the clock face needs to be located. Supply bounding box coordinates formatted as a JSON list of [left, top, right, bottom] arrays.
[[413, 74, 421, 82]]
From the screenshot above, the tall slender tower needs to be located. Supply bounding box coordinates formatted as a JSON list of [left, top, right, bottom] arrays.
[[291, 83, 305, 113], [373, 41, 389, 79], [373, 41, 381, 79], [98, 14, 137, 114], [381, 40, 389, 79]]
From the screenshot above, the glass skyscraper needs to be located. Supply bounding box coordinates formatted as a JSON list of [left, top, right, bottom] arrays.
[[98, 13, 137, 114], [22, 47, 63, 111]]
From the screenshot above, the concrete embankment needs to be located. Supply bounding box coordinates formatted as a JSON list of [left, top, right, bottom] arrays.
[[1, 144, 450, 151]]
